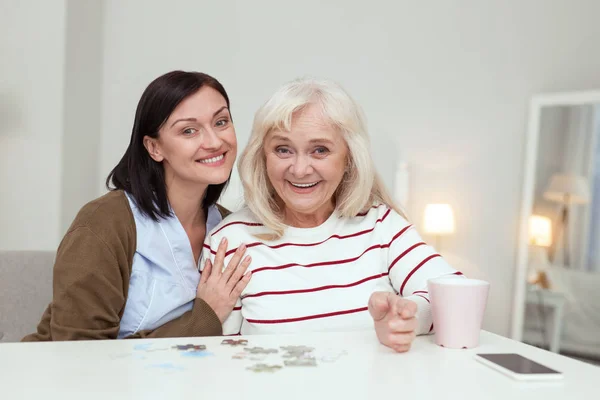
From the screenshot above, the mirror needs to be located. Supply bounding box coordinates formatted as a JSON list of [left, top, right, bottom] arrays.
[[512, 91, 600, 363]]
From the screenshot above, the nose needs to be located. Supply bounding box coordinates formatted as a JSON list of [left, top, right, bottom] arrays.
[[289, 154, 313, 178], [200, 127, 223, 150]]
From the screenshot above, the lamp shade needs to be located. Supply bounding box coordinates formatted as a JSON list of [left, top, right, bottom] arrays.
[[529, 215, 552, 247], [543, 174, 590, 204], [423, 204, 455, 235]]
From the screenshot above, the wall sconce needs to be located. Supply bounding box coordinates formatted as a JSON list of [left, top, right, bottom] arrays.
[[423, 203, 455, 251]]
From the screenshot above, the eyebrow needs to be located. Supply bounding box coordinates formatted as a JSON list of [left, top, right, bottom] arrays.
[[169, 106, 229, 128], [269, 134, 334, 146], [308, 138, 334, 145], [269, 134, 291, 142]]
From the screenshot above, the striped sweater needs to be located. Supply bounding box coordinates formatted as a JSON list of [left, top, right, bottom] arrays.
[[201, 204, 462, 335]]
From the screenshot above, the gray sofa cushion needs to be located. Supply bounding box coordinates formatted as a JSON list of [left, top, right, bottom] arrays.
[[0, 251, 55, 342]]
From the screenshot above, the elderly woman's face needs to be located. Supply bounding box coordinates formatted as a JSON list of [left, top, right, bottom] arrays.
[[264, 104, 348, 219]]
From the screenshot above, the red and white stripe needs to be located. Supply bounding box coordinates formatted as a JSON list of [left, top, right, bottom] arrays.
[[201, 205, 463, 336]]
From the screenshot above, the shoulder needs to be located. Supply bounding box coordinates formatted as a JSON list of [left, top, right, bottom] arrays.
[[67, 190, 136, 248], [352, 204, 410, 229], [208, 207, 264, 239], [70, 190, 133, 228]]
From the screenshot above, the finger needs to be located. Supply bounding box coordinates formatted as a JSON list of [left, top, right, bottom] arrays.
[[212, 237, 228, 277], [389, 316, 418, 333], [389, 295, 400, 317], [222, 244, 246, 282], [230, 271, 252, 299], [398, 299, 418, 319], [368, 292, 391, 321], [391, 342, 412, 353], [200, 259, 212, 284], [226, 255, 251, 289], [386, 331, 417, 348]]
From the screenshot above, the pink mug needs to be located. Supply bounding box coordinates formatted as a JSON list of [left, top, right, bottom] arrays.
[[428, 277, 490, 349]]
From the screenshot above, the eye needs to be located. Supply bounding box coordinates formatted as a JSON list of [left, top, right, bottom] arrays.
[[313, 146, 329, 155], [275, 146, 292, 155], [215, 118, 229, 128], [183, 128, 197, 135]]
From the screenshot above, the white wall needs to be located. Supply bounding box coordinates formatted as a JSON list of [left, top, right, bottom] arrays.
[[60, 0, 104, 234], [0, 0, 66, 250], [98, 0, 600, 336]]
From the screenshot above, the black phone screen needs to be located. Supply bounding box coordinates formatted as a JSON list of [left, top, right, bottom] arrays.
[[477, 353, 561, 374]]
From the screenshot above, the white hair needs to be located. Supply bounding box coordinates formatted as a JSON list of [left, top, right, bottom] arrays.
[[238, 77, 406, 239]]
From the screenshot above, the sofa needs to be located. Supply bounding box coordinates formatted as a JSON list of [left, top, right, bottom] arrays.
[[0, 251, 55, 342]]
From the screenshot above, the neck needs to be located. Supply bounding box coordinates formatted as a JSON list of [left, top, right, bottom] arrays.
[[166, 178, 208, 228], [283, 202, 335, 228]]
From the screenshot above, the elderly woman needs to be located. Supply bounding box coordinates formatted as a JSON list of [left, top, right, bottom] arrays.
[[201, 78, 462, 352]]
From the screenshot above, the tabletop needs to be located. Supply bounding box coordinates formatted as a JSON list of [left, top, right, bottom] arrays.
[[0, 330, 597, 399]]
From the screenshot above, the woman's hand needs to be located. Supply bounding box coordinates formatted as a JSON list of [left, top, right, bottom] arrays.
[[368, 292, 418, 353], [197, 238, 252, 323]]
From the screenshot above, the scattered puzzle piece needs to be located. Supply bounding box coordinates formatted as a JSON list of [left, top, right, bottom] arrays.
[[282, 352, 306, 359], [246, 363, 283, 373], [280, 345, 315, 360], [280, 345, 314, 354], [244, 346, 278, 354], [279, 345, 319, 366], [284, 356, 317, 367], [221, 339, 248, 347], [172, 344, 207, 351]]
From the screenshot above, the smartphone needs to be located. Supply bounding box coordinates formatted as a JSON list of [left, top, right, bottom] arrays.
[[474, 353, 563, 381]]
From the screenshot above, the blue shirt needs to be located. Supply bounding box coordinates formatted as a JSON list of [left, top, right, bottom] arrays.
[[118, 193, 223, 338]]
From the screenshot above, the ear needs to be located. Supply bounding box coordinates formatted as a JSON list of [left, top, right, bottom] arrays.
[[143, 136, 164, 162]]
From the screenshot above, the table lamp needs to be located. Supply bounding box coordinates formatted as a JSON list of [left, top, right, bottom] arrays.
[[423, 203, 455, 251], [528, 215, 552, 288]]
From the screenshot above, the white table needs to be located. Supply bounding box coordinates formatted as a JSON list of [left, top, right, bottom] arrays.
[[525, 286, 566, 353], [0, 330, 597, 399]]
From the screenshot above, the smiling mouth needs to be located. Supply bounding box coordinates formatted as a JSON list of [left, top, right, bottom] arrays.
[[289, 181, 319, 188], [197, 153, 225, 164]]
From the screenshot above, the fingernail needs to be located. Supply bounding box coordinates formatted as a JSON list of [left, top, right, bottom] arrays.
[[240, 243, 246, 251], [245, 256, 252, 262], [220, 238, 226, 245]]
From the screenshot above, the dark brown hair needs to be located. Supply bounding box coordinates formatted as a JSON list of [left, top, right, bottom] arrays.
[[106, 70, 231, 220]]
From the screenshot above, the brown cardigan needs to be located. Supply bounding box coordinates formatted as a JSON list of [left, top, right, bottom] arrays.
[[22, 190, 227, 341]]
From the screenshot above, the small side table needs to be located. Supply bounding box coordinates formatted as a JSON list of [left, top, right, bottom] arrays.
[[525, 285, 566, 353]]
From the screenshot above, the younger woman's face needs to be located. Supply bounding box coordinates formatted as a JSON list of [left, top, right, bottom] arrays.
[[144, 86, 237, 188]]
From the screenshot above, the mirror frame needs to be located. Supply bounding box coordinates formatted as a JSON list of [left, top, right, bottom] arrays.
[[511, 89, 600, 340]]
